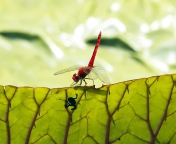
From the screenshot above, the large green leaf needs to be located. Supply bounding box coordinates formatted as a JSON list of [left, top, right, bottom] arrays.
[[0, 74, 176, 143]]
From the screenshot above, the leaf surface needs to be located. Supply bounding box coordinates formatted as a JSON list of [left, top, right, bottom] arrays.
[[0, 74, 176, 143]]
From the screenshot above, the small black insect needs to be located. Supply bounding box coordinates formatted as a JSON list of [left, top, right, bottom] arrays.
[[65, 94, 78, 110]]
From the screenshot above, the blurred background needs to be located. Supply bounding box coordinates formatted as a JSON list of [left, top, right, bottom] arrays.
[[0, 0, 176, 88]]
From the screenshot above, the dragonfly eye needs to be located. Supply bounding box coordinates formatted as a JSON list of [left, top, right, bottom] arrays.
[[72, 73, 80, 82]]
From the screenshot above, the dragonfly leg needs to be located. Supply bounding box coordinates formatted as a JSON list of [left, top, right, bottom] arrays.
[[84, 78, 94, 85], [71, 81, 78, 87], [70, 81, 75, 86], [79, 79, 82, 86], [83, 79, 87, 86]]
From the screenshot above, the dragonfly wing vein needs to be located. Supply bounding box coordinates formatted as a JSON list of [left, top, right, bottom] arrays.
[[54, 65, 82, 75]]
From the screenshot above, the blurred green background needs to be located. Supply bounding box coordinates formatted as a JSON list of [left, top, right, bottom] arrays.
[[0, 0, 176, 88]]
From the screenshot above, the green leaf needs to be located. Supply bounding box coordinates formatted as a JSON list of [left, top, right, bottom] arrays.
[[0, 74, 176, 143]]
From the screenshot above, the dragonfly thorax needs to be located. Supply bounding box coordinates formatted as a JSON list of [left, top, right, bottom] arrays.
[[72, 73, 80, 82]]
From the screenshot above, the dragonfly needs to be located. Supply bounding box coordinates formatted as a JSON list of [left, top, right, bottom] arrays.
[[54, 31, 110, 86]]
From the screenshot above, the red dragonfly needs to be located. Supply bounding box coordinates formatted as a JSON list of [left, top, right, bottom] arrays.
[[54, 31, 110, 86]]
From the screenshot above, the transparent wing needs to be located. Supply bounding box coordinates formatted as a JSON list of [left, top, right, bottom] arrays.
[[90, 66, 111, 84], [87, 69, 98, 80], [54, 65, 82, 75]]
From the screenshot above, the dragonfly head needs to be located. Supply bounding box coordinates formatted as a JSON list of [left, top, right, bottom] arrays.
[[72, 73, 80, 82]]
